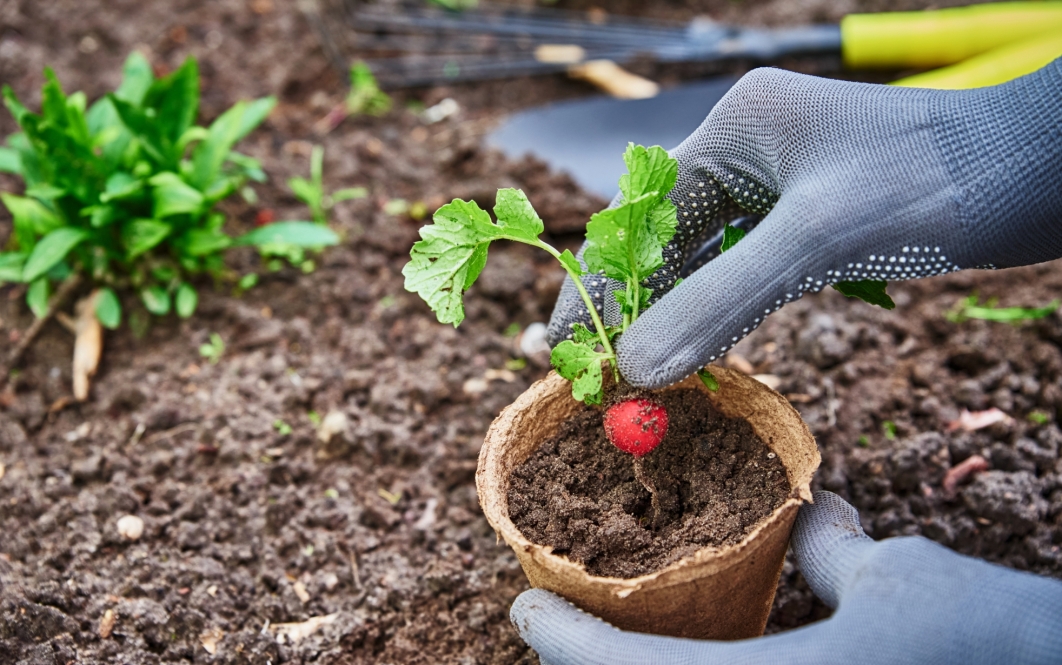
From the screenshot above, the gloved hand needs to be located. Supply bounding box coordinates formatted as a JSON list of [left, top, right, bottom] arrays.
[[510, 491, 1062, 665], [547, 58, 1062, 388]]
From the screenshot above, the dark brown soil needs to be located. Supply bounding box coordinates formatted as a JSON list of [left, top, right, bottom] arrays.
[[1, 0, 1060, 663], [508, 388, 790, 578]]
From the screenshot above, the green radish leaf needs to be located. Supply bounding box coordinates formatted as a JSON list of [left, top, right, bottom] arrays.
[[141, 285, 171, 316], [403, 195, 545, 327], [27, 278, 50, 318], [0, 147, 20, 174], [697, 368, 719, 391], [558, 249, 584, 277], [95, 287, 121, 329], [491, 188, 545, 243], [583, 192, 661, 283], [550, 338, 609, 405], [0, 253, 26, 283], [175, 283, 198, 318], [618, 144, 678, 247], [149, 172, 203, 217], [833, 280, 895, 310], [22, 227, 88, 282], [121, 219, 171, 258], [721, 224, 746, 252], [234, 221, 339, 248], [570, 322, 597, 345]]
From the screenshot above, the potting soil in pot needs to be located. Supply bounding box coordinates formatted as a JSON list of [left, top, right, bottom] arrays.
[[508, 387, 791, 578]]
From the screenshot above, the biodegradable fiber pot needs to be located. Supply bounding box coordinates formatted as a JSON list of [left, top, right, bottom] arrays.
[[477, 366, 820, 640]]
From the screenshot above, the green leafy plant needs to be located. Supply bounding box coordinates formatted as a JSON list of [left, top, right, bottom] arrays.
[[882, 420, 898, 440], [0, 53, 338, 327], [198, 332, 225, 364], [346, 62, 392, 117], [946, 294, 1059, 323], [289, 145, 366, 225]]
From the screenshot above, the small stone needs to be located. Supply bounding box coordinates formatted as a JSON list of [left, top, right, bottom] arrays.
[[116, 515, 144, 541], [322, 572, 339, 592], [292, 580, 311, 604], [317, 410, 350, 444], [98, 609, 116, 638]]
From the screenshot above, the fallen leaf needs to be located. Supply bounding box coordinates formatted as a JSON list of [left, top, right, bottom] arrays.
[[200, 627, 224, 655], [942, 454, 990, 498], [98, 609, 116, 639], [271, 613, 339, 644], [946, 408, 1012, 432]]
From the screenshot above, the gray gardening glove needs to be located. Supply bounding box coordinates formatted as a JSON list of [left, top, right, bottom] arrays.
[[510, 491, 1062, 665], [548, 58, 1062, 387]]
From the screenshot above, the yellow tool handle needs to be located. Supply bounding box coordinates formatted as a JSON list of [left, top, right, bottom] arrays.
[[892, 30, 1062, 88], [842, 2, 1062, 69]]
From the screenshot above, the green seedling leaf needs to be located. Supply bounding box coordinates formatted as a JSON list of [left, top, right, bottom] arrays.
[[550, 339, 609, 405], [833, 279, 896, 310], [149, 172, 204, 217], [332, 187, 367, 202], [191, 96, 275, 191], [27, 278, 50, 318], [121, 219, 171, 259], [403, 194, 546, 327], [1, 193, 64, 250], [570, 322, 597, 345], [882, 420, 898, 440], [721, 224, 746, 252], [0, 147, 20, 174], [175, 283, 198, 318], [141, 285, 171, 315], [234, 221, 339, 248], [114, 52, 154, 105], [95, 287, 121, 329], [697, 368, 719, 391], [22, 227, 87, 282], [199, 332, 224, 364], [0, 253, 26, 283], [99, 172, 144, 202], [1028, 411, 1050, 425], [273, 419, 293, 436], [346, 62, 392, 116], [948, 296, 1058, 323]]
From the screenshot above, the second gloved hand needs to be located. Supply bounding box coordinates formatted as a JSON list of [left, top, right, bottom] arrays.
[[511, 492, 1062, 665]]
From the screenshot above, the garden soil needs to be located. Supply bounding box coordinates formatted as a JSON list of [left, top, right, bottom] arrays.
[[509, 388, 789, 578], [1, 0, 1060, 663]]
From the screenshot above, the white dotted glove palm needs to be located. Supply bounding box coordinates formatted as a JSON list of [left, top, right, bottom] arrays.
[[510, 492, 1062, 665], [548, 58, 1062, 387]]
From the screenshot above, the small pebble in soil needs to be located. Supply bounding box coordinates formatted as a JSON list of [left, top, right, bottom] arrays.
[[116, 514, 144, 541]]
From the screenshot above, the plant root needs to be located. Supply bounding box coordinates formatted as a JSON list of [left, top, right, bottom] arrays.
[[633, 456, 662, 528]]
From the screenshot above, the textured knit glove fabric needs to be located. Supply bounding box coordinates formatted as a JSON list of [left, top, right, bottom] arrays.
[[547, 58, 1062, 388], [510, 492, 1062, 665]]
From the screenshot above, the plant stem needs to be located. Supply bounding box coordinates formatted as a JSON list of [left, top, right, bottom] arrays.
[[1, 273, 83, 385], [534, 240, 616, 360], [632, 457, 661, 528]]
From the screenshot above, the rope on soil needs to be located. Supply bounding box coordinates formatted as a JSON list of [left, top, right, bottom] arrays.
[[1, 273, 83, 387]]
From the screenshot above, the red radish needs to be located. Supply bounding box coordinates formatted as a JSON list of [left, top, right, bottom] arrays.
[[604, 398, 668, 457]]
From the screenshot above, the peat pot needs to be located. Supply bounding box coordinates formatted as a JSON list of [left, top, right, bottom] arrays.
[[476, 366, 820, 640]]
